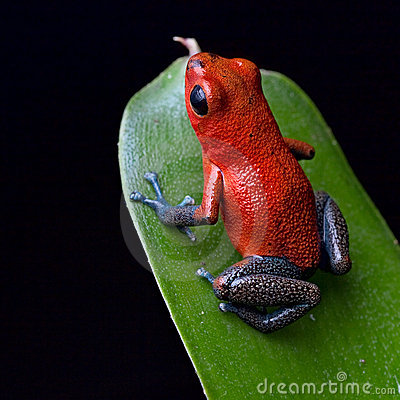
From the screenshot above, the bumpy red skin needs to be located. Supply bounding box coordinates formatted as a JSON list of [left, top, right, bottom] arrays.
[[185, 53, 320, 271]]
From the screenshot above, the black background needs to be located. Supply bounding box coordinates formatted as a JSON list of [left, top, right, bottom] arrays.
[[3, 1, 399, 399]]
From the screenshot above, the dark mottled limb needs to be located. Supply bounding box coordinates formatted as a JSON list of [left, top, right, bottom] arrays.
[[219, 302, 315, 333], [215, 272, 320, 305], [130, 172, 202, 221], [208, 256, 302, 298], [130, 169, 222, 240], [315, 191, 352, 275], [217, 273, 320, 333], [197, 256, 319, 333]]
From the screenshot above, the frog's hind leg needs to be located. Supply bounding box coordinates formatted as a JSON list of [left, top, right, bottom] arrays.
[[315, 191, 352, 275], [197, 256, 320, 333]]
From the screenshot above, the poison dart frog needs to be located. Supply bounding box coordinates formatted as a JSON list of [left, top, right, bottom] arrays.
[[131, 52, 351, 333]]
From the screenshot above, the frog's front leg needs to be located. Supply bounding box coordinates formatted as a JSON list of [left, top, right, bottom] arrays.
[[130, 158, 223, 240], [283, 137, 315, 160], [197, 256, 320, 333], [131, 171, 198, 240]]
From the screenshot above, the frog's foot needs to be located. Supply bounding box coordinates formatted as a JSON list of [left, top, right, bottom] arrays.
[[130, 171, 167, 209], [196, 267, 215, 284], [218, 302, 237, 313], [130, 172, 197, 241], [143, 172, 168, 205], [218, 302, 265, 315], [177, 226, 196, 242], [178, 195, 195, 207], [142, 172, 195, 207], [129, 190, 162, 210]]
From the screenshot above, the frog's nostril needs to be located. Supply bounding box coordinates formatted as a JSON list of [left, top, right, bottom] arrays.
[[187, 58, 204, 70]]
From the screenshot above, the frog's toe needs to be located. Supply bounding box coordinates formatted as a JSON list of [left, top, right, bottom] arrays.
[[143, 171, 167, 202], [130, 191, 162, 210], [219, 302, 237, 313], [177, 226, 196, 241], [179, 195, 195, 207], [130, 191, 146, 202], [196, 267, 215, 283], [144, 171, 158, 181]]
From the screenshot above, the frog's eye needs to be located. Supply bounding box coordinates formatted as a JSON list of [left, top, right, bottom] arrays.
[[190, 85, 208, 116]]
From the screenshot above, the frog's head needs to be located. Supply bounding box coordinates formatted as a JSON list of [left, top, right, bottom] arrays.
[[185, 52, 266, 147]]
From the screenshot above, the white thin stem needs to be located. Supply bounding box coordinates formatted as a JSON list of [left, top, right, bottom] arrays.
[[173, 36, 201, 56]]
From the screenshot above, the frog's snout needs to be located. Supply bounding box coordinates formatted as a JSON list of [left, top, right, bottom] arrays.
[[187, 52, 222, 72], [187, 57, 204, 71]]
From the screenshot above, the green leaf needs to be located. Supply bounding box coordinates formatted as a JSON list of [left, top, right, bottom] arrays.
[[119, 55, 400, 399]]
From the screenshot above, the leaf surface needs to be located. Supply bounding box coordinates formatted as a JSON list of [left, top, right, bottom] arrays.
[[119, 55, 400, 399]]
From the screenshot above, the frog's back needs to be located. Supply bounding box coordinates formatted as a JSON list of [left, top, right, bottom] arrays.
[[218, 135, 320, 271]]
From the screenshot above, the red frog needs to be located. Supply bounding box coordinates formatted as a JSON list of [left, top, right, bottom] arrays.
[[131, 52, 351, 333]]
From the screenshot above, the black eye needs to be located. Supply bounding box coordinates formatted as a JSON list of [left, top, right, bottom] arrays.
[[190, 85, 208, 116]]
